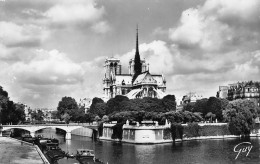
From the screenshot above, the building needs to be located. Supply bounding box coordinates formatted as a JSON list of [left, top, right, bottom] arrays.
[[217, 86, 229, 99], [79, 98, 92, 113], [217, 81, 260, 106], [102, 28, 166, 100], [39, 108, 56, 122], [181, 92, 203, 104]]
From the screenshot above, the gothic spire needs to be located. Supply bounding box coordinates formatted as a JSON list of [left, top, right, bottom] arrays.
[[133, 25, 142, 83], [136, 24, 139, 55]]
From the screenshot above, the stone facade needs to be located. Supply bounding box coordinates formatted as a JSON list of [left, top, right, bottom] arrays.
[[100, 121, 172, 144], [217, 81, 260, 106], [181, 92, 203, 104]]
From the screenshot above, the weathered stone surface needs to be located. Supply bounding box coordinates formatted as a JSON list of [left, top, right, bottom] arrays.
[[0, 137, 44, 164]]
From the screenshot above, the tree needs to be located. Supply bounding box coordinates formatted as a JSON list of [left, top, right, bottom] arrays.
[[223, 99, 258, 136], [205, 112, 216, 122], [89, 102, 106, 117], [102, 115, 109, 122], [207, 97, 227, 121], [106, 95, 129, 114], [84, 112, 95, 123], [1, 101, 25, 124], [70, 107, 85, 122], [61, 113, 71, 124], [94, 115, 101, 122], [183, 102, 196, 112], [162, 95, 177, 111], [0, 86, 25, 124], [109, 111, 135, 123], [89, 97, 104, 112], [31, 109, 44, 122], [0, 86, 9, 123], [51, 110, 59, 119], [57, 96, 78, 120], [193, 98, 208, 116]]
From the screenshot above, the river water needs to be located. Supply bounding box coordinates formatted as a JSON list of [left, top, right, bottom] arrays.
[[37, 128, 260, 164]]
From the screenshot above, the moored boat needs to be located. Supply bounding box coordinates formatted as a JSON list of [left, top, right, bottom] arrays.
[[45, 142, 66, 162], [75, 149, 105, 164]]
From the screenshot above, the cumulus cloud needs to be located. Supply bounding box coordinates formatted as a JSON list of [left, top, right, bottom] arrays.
[[167, 0, 260, 98], [0, 48, 105, 108], [91, 21, 111, 34], [12, 49, 84, 85], [0, 21, 48, 48], [116, 40, 174, 75], [44, 0, 105, 25], [169, 0, 260, 52], [203, 0, 260, 24], [169, 8, 233, 52]]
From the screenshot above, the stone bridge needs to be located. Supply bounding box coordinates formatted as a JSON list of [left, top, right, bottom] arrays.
[[0, 124, 98, 140]]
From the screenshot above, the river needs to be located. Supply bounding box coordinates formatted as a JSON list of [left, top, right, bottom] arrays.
[[37, 128, 260, 164]]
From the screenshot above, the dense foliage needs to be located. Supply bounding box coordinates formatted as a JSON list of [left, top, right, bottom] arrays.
[[89, 95, 177, 121], [223, 99, 258, 136], [31, 109, 44, 121], [57, 96, 80, 122], [0, 86, 25, 124], [183, 97, 229, 122], [169, 123, 184, 140], [184, 122, 200, 138]]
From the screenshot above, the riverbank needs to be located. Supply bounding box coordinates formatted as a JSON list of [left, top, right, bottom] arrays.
[[0, 137, 49, 164]]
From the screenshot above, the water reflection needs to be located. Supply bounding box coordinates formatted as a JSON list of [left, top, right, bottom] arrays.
[[36, 129, 260, 164]]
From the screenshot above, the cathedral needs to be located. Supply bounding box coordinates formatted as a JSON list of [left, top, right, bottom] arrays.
[[102, 28, 166, 100]]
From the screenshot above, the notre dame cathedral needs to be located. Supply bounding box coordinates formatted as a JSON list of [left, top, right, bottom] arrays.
[[102, 28, 166, 100]]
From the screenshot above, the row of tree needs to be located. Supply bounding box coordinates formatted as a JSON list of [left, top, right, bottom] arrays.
[[55, 93, 259, 137], [89, 95, 177, 116], [183, 97, 229, 122], [55, 95, 177, 123], [183, 97, 259, 135]]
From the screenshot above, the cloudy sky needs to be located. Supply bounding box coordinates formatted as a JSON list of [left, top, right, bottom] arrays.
[[0, 0, 260, 108]]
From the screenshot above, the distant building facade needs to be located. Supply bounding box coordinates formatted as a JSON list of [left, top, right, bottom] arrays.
[[39, 108, 56, 122], [181, 92, 203, 104], [217, 81, 260, 106], [79, 98, 92, 113], [102, 28, 166, 100], [218, 86, 229, 99]]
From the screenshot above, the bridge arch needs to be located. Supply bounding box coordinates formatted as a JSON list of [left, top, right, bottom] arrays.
[[1, 127, 34, 137], [1, 124, 97, 139]]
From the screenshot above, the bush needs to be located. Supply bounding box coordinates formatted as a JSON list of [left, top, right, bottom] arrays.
[[184, 122, 200, 138], [94, 116, 101, 122], [170, 123, 183, 140], [200, 125, 230, 136], [163, 128, 172, 140], [102, 115, 109, 122]]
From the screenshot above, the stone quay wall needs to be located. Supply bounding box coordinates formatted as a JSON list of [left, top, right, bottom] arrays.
[[99, 122, 259, 144]]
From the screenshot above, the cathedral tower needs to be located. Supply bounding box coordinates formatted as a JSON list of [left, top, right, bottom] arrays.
[[103, 57, 121, 98]]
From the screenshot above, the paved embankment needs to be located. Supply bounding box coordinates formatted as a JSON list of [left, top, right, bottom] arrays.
[[0, 137, 47, 164]]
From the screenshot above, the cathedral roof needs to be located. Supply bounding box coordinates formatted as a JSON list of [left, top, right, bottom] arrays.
[[115, 75, 132, 85], [133, 71, 157, 86]]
